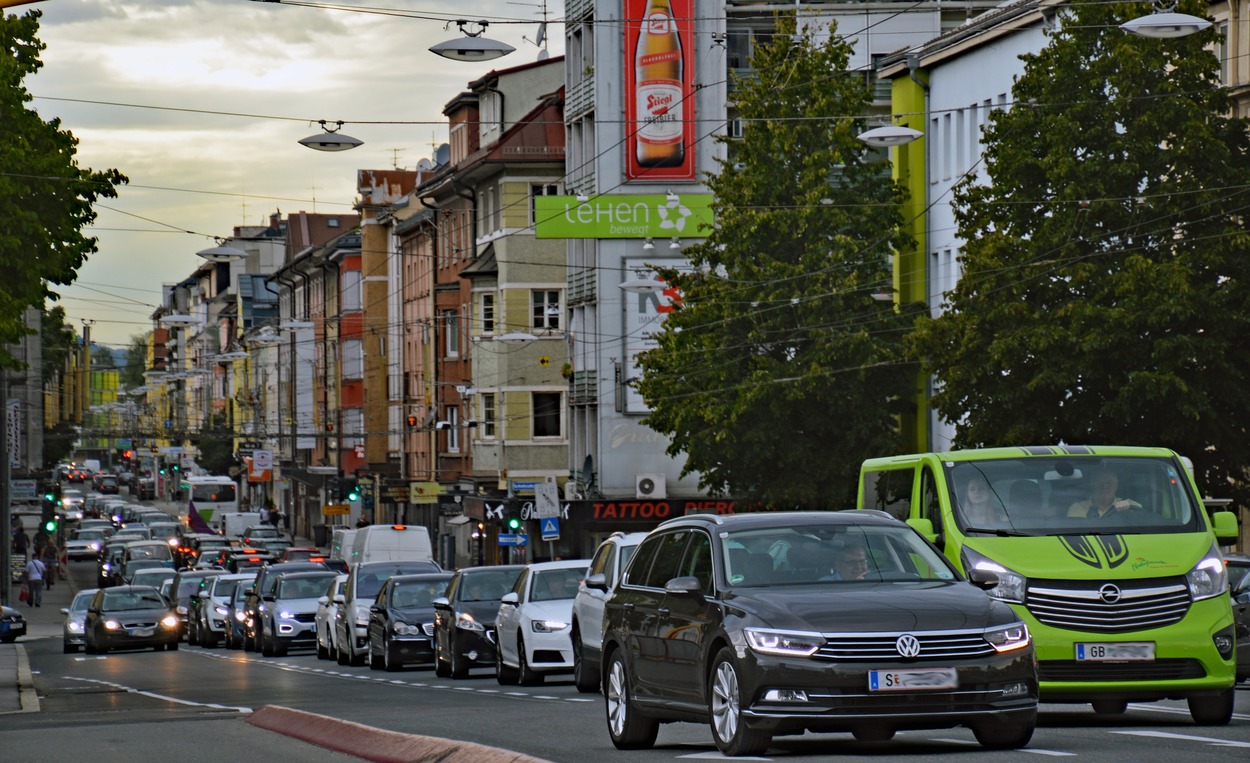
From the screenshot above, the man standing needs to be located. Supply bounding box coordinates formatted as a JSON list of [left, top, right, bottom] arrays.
[[13, 525, 30, 561], [23, 556, 45, 607]]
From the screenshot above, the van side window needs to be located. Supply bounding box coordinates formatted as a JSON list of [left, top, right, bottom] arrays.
[[920, 466, 943, 534], [863, 468, 913, 521]]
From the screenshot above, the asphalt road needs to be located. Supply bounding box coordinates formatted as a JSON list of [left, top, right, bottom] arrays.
[[4, 558, 1249, 763]]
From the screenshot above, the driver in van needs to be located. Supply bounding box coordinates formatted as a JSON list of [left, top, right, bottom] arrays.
[[1067, 467, 1141, 519]]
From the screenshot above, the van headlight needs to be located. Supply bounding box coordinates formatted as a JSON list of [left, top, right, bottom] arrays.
[[1186, 542, 1228, 601], [743, 628, 824, 657], [961, 547, 1027, 603]]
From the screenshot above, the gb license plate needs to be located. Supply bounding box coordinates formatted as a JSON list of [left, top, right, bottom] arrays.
[[869, 668, 958, 691], [130, 627, 154, 637], [1075, 642, 1155, 661]]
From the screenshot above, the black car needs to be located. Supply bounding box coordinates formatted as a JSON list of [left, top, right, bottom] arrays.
[[368, 572, 453, 671], [244, 561, 328, 651], [1226, 552, 1250, 682], [432, 565, 525, 678], [1, 604, 26, 643], [169, 569, 227, 640], [84, 585, 180, 653], [600, 512, 1037, 755]]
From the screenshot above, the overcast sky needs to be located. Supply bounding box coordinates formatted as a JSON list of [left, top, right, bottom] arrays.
[[26, 0, 561, 351]]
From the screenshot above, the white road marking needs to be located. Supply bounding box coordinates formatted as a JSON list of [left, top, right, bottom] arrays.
[[64, 676, 251, 713], [1111, 730, 1250, 749], [677, 753, 770, 761], [1126, 703, 1250, 722]]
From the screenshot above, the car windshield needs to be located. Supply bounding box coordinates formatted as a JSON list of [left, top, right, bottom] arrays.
[[390, 579, 448, 608], [530, 568, 584, 601], [213, 579, 245, 598], [276, 576, 335, 599], [720, 524, 958, 587], [129, 544, 173, 561], [177, 576, 215, 598], [102, 589, 168, 610], [459, 570, 523, 602], [70, 592, 95, 612], [357, 563, 440, 599], [943, 456, 1203, 536], [73, 530, 107, 541]]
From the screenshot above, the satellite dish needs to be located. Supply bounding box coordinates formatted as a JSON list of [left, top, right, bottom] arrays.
[[417, 158, 433, 171], [580, 454, 594, 486], [435, 143, 451, 166]]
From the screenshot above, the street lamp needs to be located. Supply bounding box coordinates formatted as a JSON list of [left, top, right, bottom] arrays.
[[197, 238, 247, 263], [620, 269, 667, 294], [298, 120, 363, 152], [430, 20, 516, 61], [1120, 3, 1211, 38], [857, 125, 924, 148]]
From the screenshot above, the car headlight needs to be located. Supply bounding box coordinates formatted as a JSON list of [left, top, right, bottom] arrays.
[[234, 610, 247, 622], [279, 611, 295, 620], [214, 606, 229, 616], [104, 619, 121, 631], [455, 612, 485, 631], [67, 621, 85, 634], [393, 621, 423, 636], [88, 542, 100, 551], [743, 627, 824, 657], [176, 606, 188, 615], [960, 546, 1027, 603], [101, 563, 111, 571], [1186, 542, 1228, 601], [161, 615, 179, 628], [984, 622, 1030, 653], [531, 619, 569, 633], [167, 538, 178, 547]]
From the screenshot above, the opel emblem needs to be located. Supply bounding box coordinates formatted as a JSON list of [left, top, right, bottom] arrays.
[[1098, 584, 1122, 604], [895, 634, 921, 659]]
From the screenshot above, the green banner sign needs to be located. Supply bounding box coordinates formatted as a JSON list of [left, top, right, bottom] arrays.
[[534, 194, 714, 239]]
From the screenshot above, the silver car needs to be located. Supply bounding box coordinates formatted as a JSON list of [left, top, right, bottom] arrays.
[[315, 574, 348, 661], [571, 531, 646, 692], [61, 588, 99, 653], [196, 572, 258, 648], [260, 570, 339, 656]]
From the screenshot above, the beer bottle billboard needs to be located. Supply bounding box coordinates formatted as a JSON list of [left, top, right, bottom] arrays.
[[625, 0, 695, 180]]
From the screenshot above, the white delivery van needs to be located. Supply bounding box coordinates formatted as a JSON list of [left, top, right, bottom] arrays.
[[348, 525, 433, 564], [330, 528, 358, 561], [217, 511, 264, 538]]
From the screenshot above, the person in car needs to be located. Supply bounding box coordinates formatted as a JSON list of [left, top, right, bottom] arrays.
[[824, 541, 872, 581], [959, 475, 1009, 527], [1068, 467, 1141, 519]]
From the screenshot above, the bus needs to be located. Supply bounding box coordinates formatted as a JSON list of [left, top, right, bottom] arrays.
[[182, 475, 240, 527]]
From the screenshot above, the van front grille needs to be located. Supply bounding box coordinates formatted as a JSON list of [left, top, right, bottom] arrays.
[[1026, 578, 1190, 633]]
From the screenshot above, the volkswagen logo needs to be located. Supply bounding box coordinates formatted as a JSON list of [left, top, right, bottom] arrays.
[[895, 634, 922, 659], [1098, 584, 1122, 604]]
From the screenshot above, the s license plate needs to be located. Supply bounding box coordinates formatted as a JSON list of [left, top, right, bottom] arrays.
[[869, 668, 958, 691], [130, 627, 154, 637], [1075, 642, 1154, 661]]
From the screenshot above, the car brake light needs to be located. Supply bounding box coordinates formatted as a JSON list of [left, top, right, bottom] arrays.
[[391, 525, 406, 530]]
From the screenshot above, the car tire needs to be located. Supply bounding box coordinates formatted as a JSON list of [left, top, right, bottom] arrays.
[[336, 639, 351, 666], [369, 640, 383, 670], [434, 633, 452, 678], [261, 632, 275, 657], [64, 641, 79, 654], [167, 641, 179, 651], [349, 645, 366, 667], [1092, 699, 1128, 715], [972, 715, 1035, 749], [316, 630, 329, 660], [383, 637, 402, 673], [517, 634, 543, 686], [203, 630, 218, 649], [572, 629, 599, 693], [709, 648, 771, 757], [496, 635, 519, 685], [450, 635, 469, 679], [1188, 688, 1235, 725], [604, 649, 658, 750], [272, 637, 288, 657]]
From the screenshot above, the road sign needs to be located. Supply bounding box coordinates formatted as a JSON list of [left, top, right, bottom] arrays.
[[534, 479, 560, 519], [498, 533, 529, 547], [252, 449, 273, 470], [10, 479, 37, 500], [540, 516, 560, 541], [322, 503, 350, 516]]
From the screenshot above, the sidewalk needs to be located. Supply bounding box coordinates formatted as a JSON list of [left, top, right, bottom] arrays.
[[1, 550, 78, 714]]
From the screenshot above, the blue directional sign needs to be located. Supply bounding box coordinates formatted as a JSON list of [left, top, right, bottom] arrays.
[[540, 517, 560, 541], [498, 533, 528, 547]]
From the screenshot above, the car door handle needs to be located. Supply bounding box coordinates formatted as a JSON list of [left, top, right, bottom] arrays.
[[657, 608, 669, 617], [622, 602, 635, 611]]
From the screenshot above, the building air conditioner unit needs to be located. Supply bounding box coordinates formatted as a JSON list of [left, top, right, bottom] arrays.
[[635, 474, 666, 500]]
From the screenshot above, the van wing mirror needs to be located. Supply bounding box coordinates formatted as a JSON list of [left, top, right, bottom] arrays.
[[1211, 511, 1238, 544], [906, 517, 938, 543], [585, 572, 609, 592], [967, 567, 1000, 591]]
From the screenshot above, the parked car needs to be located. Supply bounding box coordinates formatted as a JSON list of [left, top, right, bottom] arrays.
[[571, 531, 646, 692], [195, 572, 258, 648], [61, 588, 99, 653], [257, 570, 339, 656], [244, 562, 329, 652], [84, 585, 181, 653], [495, 560, 591, 685], [335, 560, 442, 666], [1226, 552, 1250, 682], [1, 603, 28, 643], [315, 574, 349, 660], [367, 572, 453, 671], [432, 565, 525, 678], [599, 511, 1037, 755]]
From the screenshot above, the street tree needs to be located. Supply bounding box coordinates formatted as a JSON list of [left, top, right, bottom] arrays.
[[910, 1, 1250, 500], [635, 15, 921, 508], [121, 334, 147, 389], [0, 11, 126, 367], [91, 344, 115, 369]]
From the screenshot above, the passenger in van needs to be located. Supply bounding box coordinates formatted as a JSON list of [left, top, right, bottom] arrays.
[[1067, 467, 1141, 519], [959, 475, 1009, 528]]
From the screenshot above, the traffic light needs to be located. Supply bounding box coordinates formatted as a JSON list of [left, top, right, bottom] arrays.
[[406, 414, 419, 427], [507, 510, 521, 531], [344, 478, 361, 502], [44, 515, 58, 533], [327, 475, 341, 501], [171, 463, 180, 473]]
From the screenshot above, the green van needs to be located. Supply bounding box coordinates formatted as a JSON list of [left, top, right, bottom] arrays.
[[858, 445, 1239, 724]]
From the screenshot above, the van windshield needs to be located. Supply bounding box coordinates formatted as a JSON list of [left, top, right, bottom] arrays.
[[945, 456, 1204, 536]]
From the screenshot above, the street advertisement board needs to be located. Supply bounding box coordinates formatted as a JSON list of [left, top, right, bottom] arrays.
[[624, 0, 696, 180]]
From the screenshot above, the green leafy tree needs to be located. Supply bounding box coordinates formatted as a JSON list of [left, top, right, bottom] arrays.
[[91, 344, 115, 369], [121, 334, 147, 389], [0, 11, 127, 367], [635, 15, 921, 509], [910, 1, 1250, 499], [39, 305, 77, 383], [195, 413, 237, 475]]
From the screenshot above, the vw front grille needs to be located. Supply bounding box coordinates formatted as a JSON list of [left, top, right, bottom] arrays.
[[814, 629, 996, 661]]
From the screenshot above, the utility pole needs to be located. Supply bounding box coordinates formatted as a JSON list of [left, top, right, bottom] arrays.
[[1, 371, 11, 606]]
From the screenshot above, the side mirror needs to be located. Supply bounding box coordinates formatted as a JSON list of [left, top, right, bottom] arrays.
[[198, 591, 210, 599], [60, 607, 70, 615], [906, 517, 938, 543], [432, 596, 450, 608], [967, 567, 1000, 591], [1211, 511, 1238, 544], [664, 576, 702, 596], [333, 594, 345, 605], [318, 596, 329, 606], [585, 573, 609, 592], [369, 605, 382, 613], [500, 592, 519, 606], [262, 594, 275, 602]]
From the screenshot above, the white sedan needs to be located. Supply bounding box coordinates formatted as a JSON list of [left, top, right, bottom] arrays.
[[494, 559, 591, 686], [315, 574, 348, 661]]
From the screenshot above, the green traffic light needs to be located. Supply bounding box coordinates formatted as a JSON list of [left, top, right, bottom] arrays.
[[508, 517, 521, 530], [44, 519, 57, 533], [347, 489, 361, 501], [159, 468, 167, 474]]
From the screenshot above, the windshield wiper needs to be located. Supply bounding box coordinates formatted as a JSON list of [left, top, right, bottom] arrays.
[[964, 526, 1036, 537]]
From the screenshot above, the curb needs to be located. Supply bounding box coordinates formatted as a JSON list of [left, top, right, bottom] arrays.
[[15, 644, 39, 713], [246, 704, 553, 763]]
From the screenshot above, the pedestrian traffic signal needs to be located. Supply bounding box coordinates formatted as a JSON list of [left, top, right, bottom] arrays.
[[327, 475, 341, 500]]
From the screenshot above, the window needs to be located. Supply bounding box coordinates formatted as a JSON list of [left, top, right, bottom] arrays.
[[443, 310, 458, 357], [531, 290, 560, 330], [480, 293, 495, 335], [341, 269, 362, 311], [680, 532, 714, 592], [861, 468, 913, 522], [530, 184, 559, 225], [446, 407, 460, 452], [639, 531, 689, 588], [480, 393, 496, 438], [532, 392, 561, 438]]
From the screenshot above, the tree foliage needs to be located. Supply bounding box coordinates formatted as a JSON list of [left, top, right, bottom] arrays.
[[196, 413, 237, 476], [91, 345, 115, 369], [39, 304, 77, 383], [635, 15, 921, 508], [0, 11, 127, 366], [910, 1, 1250, 500], [121, 334, 147, 389]]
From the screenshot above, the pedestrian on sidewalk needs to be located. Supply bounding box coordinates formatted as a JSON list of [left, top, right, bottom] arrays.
[[23, 557, 46, 607], [13, 525, 30, 561], [40, 540, 59, 589]]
